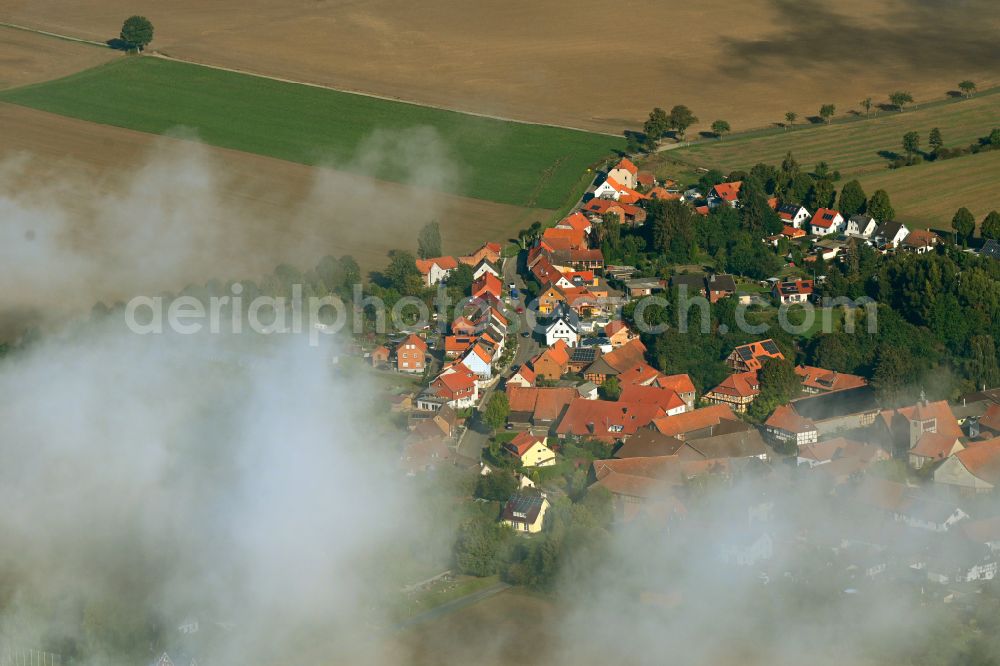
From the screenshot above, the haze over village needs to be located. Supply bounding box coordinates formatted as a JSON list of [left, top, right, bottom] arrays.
[[1, 1, 999, 665]]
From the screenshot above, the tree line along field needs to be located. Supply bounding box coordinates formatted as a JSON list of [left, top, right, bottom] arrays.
[[0, 57, 623, 209], [665, 91, 1000, 228]]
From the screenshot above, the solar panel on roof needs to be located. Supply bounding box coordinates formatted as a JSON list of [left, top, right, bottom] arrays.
[[508, 494, 541, 516], [761, 340, 780, 354], [572, 348, 597, 362], [737, 347, 753, 360]]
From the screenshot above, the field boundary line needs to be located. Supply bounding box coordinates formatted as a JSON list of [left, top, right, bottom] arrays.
[[0, 21, 622, 138], [0, 22, 107, 47]]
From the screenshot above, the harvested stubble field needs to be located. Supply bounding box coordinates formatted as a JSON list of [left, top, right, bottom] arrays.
[[0, 25, 115, 89], [0, 57, 623, 209], [2, 0, 999, 134], [665, 92, 1000, 228], [0, 104, 545, 321]]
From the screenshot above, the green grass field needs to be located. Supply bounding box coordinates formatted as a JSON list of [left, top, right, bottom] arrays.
[[0, 57, 623, 209], [664, 91, 1000, 228]]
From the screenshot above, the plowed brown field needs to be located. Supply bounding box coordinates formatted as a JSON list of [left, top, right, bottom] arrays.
[[3, 0, 999, 134]]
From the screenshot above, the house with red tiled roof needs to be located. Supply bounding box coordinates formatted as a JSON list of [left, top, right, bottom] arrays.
[[555, 211, 593, 235], [795, 366, 867, 394], [809, 208, 845, 236], [593, 176, 646, 204], [777, 203, 811, 228], [444, 335, 477, 358], [934, 437, 1000, 493], [506, 385, 576, 426], [655, 374, 697, 409], [396, 334, 427, 373], [459, 242, 502, 267], [707, 181, 742, 208], [764, 404, 818, 447], [541, 227, 588, 251], [370, 345, 390, 368], [553, 248, 606, 271], [530, 340, 571, 380], [704, 371, 760, 413], [472, 272, 503, 302], [780, 225, 807, 240], [616, 363, 663, 388], [877, 399, 964, 457], [637, 171, 656, 189], [605, 321, 635, 347], [773, 278, 814, 304], [459, 342, 494, 380], [508, 364, 536, 388], [900, 229, 941, 254], [909, 432, 964, 470], [608, 157, 639, 189], [530, 256, 561, 287], [429, 370, 479, 409], [555, 399, 666, 443], [581, 198, 647, 226], [537, 284, 568, 315], [503, 432, 556, 468], [451, 315, 480, 337], [415, 256, 459, 286], [619, 385, 687, 416], [583, 338, 648, 384], [652, 404, 740, 439], [726, 339, 784, 372], [647, 186, 681, 201]]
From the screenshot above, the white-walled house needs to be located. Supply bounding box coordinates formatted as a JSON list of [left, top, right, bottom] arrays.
[[460, 344, 494, 381], [846, 214, 878, 239], [607, 157, 639, 190], [809, 208, 845, 236], [592, 177, 630, 201], [415, 256, 459, 286], [874, 221, 910, 249], [544, 308, 580, 348], [778, 204, 811, 229], [472, 259, 501, 281]]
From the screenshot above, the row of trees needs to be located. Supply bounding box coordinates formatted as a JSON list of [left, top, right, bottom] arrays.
[[787, 83, 977, 130], [952, 208, 1000, 246], [642, 105, 699, 146]]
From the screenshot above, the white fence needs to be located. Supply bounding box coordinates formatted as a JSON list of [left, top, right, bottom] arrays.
[[0, 648, 62, 666]]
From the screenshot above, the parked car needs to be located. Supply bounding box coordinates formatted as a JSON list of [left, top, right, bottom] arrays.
[[508, 282, 517, 290], [516, 306, 524, 313], [521, 331, 530, 338]]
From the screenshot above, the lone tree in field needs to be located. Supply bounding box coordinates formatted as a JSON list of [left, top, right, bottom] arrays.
[[958, 80, 977, 98], [860, 97, 874, 118], [952, 207, 976, 247], [668, 105, 698, 141], [417, 221, 442, 259], [711, 120, 731, 139], [819, 104, 836, 124], [643, 107, 670, 148], [929, 127, 944, 155], [889, 91, 914, 112], [120, 15, 154, 52], [902, 131, 921, 162], [982, 210, 1000, 240], [784, 111, 797, 128]]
